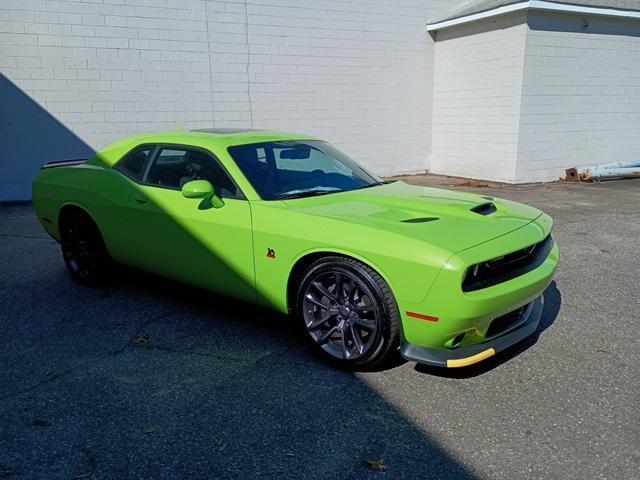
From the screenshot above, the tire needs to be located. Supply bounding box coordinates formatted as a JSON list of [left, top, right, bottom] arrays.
[[59, 208, 112, 286], [295, 256, 400, 370]]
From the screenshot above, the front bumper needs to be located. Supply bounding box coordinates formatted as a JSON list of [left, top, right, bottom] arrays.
[[397, 213, 558, 367], [401, 295, 543, 367]]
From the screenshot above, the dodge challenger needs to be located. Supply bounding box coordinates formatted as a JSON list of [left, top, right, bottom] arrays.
[[32, 129, 559, 369]]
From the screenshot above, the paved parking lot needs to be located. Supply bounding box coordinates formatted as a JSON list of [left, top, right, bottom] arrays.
[[1, 177, 638, 479]]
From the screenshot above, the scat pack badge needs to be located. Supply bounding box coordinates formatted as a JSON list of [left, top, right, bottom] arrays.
[[266, 248, 276, 259]]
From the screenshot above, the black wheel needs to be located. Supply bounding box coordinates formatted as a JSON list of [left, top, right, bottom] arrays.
[[295, 256, 400, 370], [59, 209, 111, 285]]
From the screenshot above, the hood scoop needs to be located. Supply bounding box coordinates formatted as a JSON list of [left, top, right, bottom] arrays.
[[401, 217, 439, 224], [471, 202, 497, 216]]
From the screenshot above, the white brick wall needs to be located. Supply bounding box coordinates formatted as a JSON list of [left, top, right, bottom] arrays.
[[429, 12, 528, 183], [517, 12, 640, 182], [430, 9, 640, 184], [5, 2, 636, 197], [0, 0, 462, 200]]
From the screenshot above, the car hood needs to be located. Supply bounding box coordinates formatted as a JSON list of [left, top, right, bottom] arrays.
[[282, 181, 542, 253]]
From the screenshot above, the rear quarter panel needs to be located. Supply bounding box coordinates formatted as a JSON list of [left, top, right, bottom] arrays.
[[32, 162, 140, 264]]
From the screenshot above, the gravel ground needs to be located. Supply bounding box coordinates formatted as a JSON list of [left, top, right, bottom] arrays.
[[0, 176, 638, 479]]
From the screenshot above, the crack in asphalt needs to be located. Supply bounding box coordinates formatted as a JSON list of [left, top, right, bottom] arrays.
[[0, 306, 310, 407], [140, 343, 307, 369], [0, 311, 180, 405], [0, 233, 51, 240], [0, 352, 118, 403], [127, 310, 180, 348]]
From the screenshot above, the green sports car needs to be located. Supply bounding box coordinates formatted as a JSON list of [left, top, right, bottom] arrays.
[[32, 129, 559, 370]]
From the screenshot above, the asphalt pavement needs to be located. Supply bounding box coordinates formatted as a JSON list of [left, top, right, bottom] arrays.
[[0, 176, 638, 479]]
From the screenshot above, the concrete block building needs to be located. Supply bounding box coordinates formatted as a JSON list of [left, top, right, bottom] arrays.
[[1, 0, 639, 200]]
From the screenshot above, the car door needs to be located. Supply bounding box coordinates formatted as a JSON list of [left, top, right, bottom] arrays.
[[117, 144, 256, 303]]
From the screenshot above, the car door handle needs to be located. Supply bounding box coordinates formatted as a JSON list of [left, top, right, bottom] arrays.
[[134, 196, 147, 204]]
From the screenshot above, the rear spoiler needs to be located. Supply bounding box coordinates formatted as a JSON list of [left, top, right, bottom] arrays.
[[42, 159, 87, 169]]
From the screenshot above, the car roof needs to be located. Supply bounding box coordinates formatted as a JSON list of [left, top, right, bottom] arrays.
[[136, 128, 317, 143], [191, 128, 265, 134], [94, 128, 321, 167], [186, 127, 317, 143]]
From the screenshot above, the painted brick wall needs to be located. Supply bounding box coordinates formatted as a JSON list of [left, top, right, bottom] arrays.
[[429, 12, 528, 182], [517, 12, 640, 182], [0, 0, 461, 200], [430, 10, 640, 184]]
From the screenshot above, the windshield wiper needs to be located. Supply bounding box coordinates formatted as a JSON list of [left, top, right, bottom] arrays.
[[276, 180, 392, 199], [275, 188, 341, 200]]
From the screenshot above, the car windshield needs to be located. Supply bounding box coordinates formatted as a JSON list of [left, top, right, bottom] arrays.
[[227, 140, 383, 200]]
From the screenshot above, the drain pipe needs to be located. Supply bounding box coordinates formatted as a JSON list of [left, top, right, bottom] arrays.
[[565, 161, 640, 182]]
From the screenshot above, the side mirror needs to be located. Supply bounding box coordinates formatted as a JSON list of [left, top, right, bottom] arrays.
[[181, 179, 213, 198], [181, 180, 224, 209]]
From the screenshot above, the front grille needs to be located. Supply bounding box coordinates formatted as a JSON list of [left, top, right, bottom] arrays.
[[486, 304, 529, 338], [462, 235, 554, 292]]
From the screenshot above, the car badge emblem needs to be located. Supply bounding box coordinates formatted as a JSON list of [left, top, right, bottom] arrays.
[[267, 248, 276, 259]]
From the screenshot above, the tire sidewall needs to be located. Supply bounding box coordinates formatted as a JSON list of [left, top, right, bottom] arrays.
[[60, 210, 110, 286], [296, 258, 394, 369]]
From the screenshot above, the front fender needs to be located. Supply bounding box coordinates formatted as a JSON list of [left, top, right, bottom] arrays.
[[250, 202, 447, 314]]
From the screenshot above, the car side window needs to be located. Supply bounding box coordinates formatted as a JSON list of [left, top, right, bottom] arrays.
[[144, 147, 243, 199], [114, 146, 153, 182]]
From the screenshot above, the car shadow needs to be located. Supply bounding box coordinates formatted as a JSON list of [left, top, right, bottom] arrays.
[[0, 228, 480, 478], [1, 201, 558, 478], [111, 265, 410, 371], [414, 281, 562, 379], [113, 267, 562, 380]]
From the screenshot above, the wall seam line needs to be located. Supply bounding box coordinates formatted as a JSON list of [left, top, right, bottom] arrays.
[[204, 0, 216, 128], [515, 12, 531, 182], [243, 0, 254, 128]]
